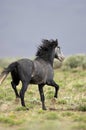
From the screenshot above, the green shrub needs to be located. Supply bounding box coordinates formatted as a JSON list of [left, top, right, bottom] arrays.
[[0, 58, 19, 68], [62, 54, 86, 70], [77, 104, 86, 112], [45, 112, 59, 120], [0, 115, 24, 125], [53, 59, 62, 69], [58, 99, 67, 105], [73, 124, 86, 130], [82, 56, 86, 70]]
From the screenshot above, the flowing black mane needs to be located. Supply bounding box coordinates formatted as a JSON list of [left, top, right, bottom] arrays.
[[36, 39, 58, 60]]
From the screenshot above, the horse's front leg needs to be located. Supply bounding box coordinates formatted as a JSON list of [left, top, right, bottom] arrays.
[[46, 80, 59, 98], [38, 84, 47, 110]]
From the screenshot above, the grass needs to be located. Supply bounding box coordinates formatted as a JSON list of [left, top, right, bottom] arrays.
[[0, 114, 24, 126], [0, 61, 86, 130]]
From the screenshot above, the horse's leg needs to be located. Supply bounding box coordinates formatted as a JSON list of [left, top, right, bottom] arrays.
[[46, 80, 59, 98], [38, 84, 46, 110], [11, 70, 20, 100], [11, 81, 20, 99], [19, 82, 28, 109]]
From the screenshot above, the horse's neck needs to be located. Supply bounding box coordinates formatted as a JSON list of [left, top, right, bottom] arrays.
[[35, 57, 54, 67], [47, 52, 55, 66]]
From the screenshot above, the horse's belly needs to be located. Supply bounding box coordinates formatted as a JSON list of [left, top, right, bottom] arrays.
[[30, 74, 45, 84], [30, 61, 46, 84], [30, 60, 54, 84]]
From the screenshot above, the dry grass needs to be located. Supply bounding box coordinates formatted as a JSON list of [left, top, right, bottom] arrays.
[[0, 64, 86, 130]]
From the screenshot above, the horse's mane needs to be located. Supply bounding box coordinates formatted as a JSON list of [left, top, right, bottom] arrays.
[[36, 39, 58, 58]]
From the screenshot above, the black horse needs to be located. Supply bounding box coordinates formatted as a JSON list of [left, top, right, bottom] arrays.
[[0, 39, 64, 110]]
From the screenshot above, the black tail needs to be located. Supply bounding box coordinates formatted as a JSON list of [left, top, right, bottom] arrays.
[[0, 62, 18, 85]]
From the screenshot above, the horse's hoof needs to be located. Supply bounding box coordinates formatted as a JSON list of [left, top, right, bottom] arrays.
[[42, 107, 47, 110], [51, 98, 57, 103], [49, 107, 57, 111], [54, 95, 58, 98], [26, 107, 29, 110], [22, 106, 29, 110]]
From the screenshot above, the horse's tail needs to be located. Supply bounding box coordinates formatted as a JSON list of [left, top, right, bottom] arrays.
[[0, 62, 18, 85]]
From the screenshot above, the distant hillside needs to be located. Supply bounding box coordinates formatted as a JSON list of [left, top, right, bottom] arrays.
[[0, 58, 19, 69], [0, 54, 86, 70]]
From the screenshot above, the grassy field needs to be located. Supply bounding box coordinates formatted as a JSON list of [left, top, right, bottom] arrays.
[[0, 58, 86, 130]]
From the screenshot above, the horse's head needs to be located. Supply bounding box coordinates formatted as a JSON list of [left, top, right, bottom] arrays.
[[36, 39, 64, 63], [54, 39, 65, 62]]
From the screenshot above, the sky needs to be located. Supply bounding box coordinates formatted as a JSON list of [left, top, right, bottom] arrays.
[[0, 0, 86, 58]]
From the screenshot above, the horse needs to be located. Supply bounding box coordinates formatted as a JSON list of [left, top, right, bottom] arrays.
[[0, 39, 64, 110]]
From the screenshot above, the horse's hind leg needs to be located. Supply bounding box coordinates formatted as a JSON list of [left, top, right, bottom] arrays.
[[19, 82, 28, 109], [11, 81, 20, 99], [11, 70, 20, 100]]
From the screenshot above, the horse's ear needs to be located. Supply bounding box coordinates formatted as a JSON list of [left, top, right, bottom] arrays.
[[42, 39, 49, 44], [56, 39, 58, 46]]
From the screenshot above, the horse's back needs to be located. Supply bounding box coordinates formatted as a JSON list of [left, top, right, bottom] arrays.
[[18, 59, 33, 70]]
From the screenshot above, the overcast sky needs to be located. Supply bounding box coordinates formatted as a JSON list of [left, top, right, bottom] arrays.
[[0, 0, 86, 58]]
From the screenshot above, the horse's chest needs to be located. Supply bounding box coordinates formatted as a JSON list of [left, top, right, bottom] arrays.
[[45, 66, 54, 80]]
